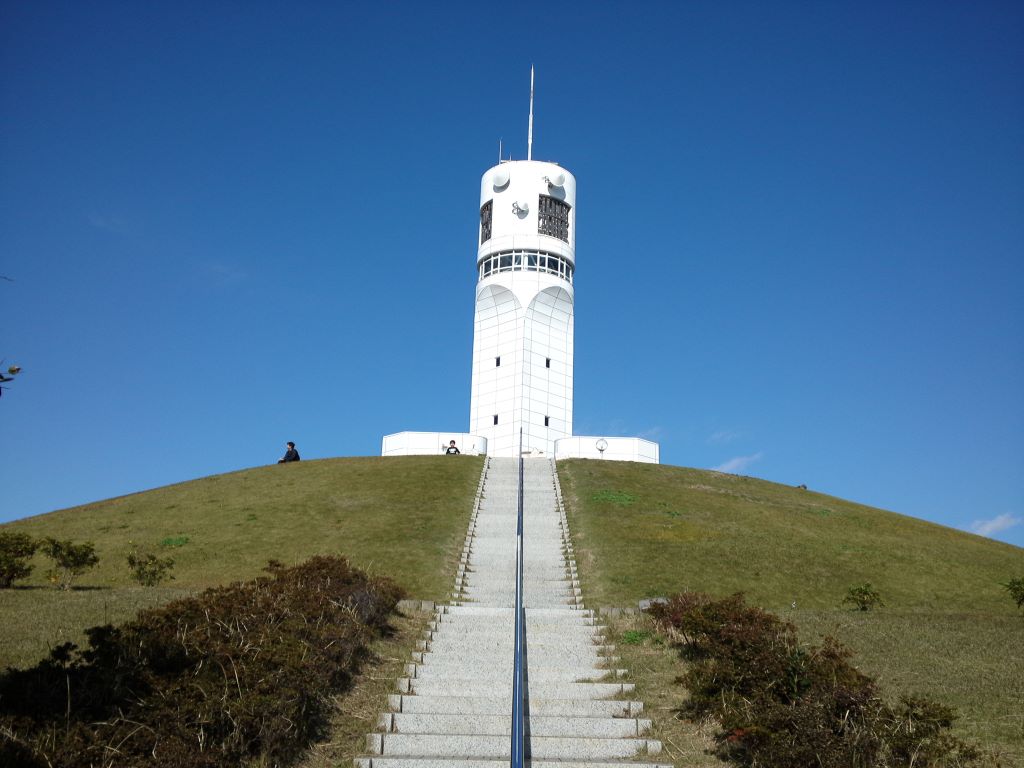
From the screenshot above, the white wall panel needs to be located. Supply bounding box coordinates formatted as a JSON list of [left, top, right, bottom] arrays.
[[382, 432, 488, 456], [554, 437, 660, 464]]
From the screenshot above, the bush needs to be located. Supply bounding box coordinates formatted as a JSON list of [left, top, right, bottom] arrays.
[[650, 591, 983, 768], [41, 538, 98, 590], [127, 547, 175, 586], [0, 555, 403, 768], [0, 532, 38, 588], [843, 582, 885, 611], [1002, 577, 1024, 612], [880, 695, 983, 766]]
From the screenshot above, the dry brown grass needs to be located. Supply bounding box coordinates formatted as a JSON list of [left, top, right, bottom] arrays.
[[294, 607, 432, 768], [607, 613, 720, 767]]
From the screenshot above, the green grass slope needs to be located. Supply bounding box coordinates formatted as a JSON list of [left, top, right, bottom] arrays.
[[558, 459, 1024, 764], [3, 455, 1021, 761], [0, 456, 483, 668]]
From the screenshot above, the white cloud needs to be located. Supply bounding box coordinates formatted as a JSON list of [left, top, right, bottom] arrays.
[[639, 425, 664, 440], [969, 513, 1021, 538], [88, 214, 129, 234], [201, 261, 248, 284], [712, 451, 763, 474], [708, 429, 739, 445]]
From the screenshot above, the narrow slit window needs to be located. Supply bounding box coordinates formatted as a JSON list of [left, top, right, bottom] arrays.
[[495, 356, 501, 367], [480, 200, 493, 244], [544, 416, 550, 427], [545, 358, 551, 368], [493, 414, 499, 425]]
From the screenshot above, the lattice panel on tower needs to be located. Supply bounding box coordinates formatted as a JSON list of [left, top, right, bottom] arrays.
[[480, 200, 493, 244], [537, 195, 570, 242]]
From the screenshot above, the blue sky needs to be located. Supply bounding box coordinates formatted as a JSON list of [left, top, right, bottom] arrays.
[[2, 1, 1022, 547]]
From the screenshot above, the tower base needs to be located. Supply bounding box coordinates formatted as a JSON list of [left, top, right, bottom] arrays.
[[380, 431, 658, 463]]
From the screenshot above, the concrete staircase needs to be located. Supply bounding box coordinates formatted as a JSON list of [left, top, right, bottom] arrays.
[[357, 457, 670, 768]]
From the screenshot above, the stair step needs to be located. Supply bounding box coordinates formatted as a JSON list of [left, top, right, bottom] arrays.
[[420, 641, 609, 653], [411, 655, 618, 667], [366, 733, 661, 760], [440, 607, 593, 617], [356, 759, 672, 768], [397, 679, 634, 699], [388, 695, 643, 718], [378, 713, 651, 738], [427, 626, 603, 638], [407, 664, 627, 682], [435, 616, 596, 627]]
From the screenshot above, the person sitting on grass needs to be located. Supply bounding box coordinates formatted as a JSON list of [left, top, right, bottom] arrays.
[[445, 440, 460, 455], [278, 441, 300, 463]]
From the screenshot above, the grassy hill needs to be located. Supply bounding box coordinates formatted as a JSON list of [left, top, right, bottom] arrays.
[[557, 459, 1024, 764], [1, 456, 1021, 762], [0, 456, 483, 668]]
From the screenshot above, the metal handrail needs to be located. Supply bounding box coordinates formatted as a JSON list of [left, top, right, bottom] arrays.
[[510, 431, 525, 768]]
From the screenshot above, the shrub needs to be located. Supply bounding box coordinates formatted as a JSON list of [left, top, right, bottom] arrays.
[[650, 591, 983, 768], [41, 538, 98, 590], [880, 695, 984, 766], [1002, 577, 1024, 612], [0, 532, 38, 588], [126, 547, 175, 586], [843, 582, 884, 611], [0, 555, 403, 768]]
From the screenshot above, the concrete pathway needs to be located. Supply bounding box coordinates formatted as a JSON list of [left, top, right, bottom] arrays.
[[357, 457, 670, 768]]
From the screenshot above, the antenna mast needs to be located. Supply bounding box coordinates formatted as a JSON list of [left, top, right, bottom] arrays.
[[527, 66, 534, 161]]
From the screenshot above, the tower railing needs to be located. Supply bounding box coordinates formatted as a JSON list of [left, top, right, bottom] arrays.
[[510, 430, 525, 768]]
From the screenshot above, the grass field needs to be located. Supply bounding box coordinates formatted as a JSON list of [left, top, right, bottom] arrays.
[[558, 459, 1024, 765], [4, 454, 1022, 764], [0, 456, 483, 668]]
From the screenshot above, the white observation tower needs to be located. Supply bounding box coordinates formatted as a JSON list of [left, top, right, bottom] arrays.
[[381, 70, 657, 464], [469, 165, 575, 456], [469, 68, 575, 457]]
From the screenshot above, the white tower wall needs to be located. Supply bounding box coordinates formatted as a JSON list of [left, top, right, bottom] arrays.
[[469, 160, 576, 457]]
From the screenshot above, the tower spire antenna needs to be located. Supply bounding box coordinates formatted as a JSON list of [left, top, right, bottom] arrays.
[[527, 65, 534, 161]]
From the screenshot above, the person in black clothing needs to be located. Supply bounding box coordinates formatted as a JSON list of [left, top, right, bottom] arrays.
[[445, 440, 460, 455], [278, 442, 300, 463]]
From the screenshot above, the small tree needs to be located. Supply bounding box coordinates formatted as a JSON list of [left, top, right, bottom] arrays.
[[843, 582, 884, 611], [0, 363, 21, 399], [1003, 577, 1024, 613], [0, 531, 38, 587], [42, 537, 99, 590], [127, 547, 175, 586]]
